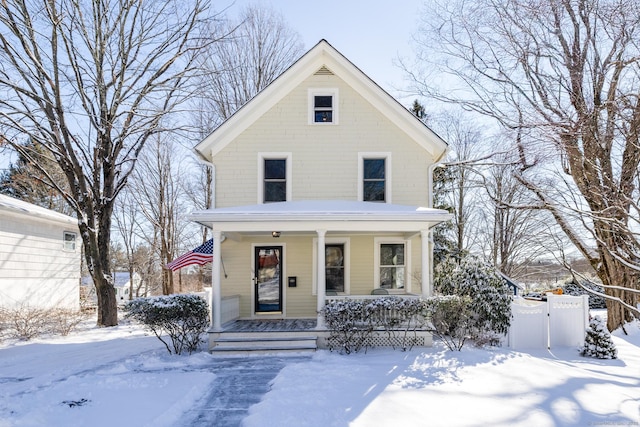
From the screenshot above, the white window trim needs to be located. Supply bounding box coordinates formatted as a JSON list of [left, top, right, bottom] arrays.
[[358, 152, 392, 203], [258, 152, 292, 204], [312, 237, 350, 295], [374, 237, 411, 294], [308, 88, 339, 125], [63, 231, 77, 251]]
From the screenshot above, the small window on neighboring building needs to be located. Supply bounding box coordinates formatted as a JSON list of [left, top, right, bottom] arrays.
[[63, 231, 77, 251]]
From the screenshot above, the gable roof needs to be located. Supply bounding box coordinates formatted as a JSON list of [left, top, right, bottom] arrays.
[[194, 39, 448, 161], [0, 194, 77, 227]]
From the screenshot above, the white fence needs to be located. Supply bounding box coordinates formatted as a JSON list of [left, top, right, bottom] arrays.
[[508, 295, 589, 350]]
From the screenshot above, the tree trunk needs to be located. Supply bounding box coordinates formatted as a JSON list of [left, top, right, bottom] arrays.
[[597, 240, 639, 332], [95, 281, 118, 326]]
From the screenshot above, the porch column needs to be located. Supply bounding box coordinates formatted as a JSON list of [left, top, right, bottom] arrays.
[[316, 229, 326, 329], [211, 230, 223, 331], [420, 229, 430, 299]]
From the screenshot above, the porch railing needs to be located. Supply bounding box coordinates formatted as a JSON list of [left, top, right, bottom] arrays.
[[221, 294, 240, 324], [323, 294, 423, 326]]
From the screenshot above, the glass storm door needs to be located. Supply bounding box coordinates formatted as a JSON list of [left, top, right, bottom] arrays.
[[254, 246, 282, 313]]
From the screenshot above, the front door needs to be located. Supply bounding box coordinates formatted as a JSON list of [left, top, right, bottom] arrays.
[[254, 246, 282, 313]]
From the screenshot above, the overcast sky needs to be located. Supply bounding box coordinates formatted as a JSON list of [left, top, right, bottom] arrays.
[[220, 0, 425, 104]]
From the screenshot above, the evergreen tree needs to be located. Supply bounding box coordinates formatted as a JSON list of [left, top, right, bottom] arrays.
[[409, 100, 457, 266], [0, 140, 72, 216], [434, 255, 512, 343], [581, 316, 617, 359]]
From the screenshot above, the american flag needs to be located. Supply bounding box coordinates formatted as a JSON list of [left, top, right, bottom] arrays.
[[166, 239, 214, 271]]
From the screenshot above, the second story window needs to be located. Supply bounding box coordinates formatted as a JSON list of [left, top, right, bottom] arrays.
[[264, 159, 286, 203], [259, 153, 291, 204], [363, 158, 386, 202], [359, 152, 391, 203]]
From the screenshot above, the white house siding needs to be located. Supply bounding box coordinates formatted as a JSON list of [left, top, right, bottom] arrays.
[[0, 204, 80, 310], [213, 72, 433, 208]]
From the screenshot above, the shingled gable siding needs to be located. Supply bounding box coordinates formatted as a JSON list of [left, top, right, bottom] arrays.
[[212, 73, 433, 208]]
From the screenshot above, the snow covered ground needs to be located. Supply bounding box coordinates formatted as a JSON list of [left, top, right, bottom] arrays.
[[1, 312, 639, 427]]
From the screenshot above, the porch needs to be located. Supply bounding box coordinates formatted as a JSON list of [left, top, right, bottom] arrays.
[[208, 294, 433, 354]]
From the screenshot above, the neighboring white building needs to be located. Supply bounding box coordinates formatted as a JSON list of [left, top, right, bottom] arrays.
[[82, 271, 146, 306], [0, 194, 81, 310]]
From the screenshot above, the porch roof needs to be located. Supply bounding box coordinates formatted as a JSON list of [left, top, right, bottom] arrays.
[[189, 200, 452, 233]]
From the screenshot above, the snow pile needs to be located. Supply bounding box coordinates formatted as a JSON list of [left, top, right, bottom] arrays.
[[0, 313, 639, 426]]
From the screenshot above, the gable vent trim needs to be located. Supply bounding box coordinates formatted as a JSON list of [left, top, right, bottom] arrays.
[[314, 66, 334, 76]]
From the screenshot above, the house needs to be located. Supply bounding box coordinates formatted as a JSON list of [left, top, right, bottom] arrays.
[[190, 40, 452, 352], [81, 271, 146, 306], [0, 194, 80, 310]]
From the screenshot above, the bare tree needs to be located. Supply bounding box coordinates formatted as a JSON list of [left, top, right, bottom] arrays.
[[113, 191, 141, 301], [196, 4, 304, 128], [185, 4, 303, 285], [408, 0, 640, 330], [0, 0, 213, 326], [477, 150, 547, 277], [433, 112, 485, 254], [131, 134, 193, 295]]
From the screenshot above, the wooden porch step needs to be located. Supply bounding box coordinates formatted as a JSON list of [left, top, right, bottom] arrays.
[[215, 335, 317, 343], [210, 334, 318, 355]]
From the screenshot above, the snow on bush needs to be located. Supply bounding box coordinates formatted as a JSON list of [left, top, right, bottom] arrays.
[[581, 315, 617, 359], [322, 297, 429, 354], [434, 256, 512, 345], [424, 295, 473, 351], [562, 280, 607, 309], [125, 294, 209, 355]]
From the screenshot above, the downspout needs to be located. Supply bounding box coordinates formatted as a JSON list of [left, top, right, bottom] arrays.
[[426, 149, 450, 296], [427, 147, 449, 208], [195, 152, 218, 334], [195, 154, 216, 210]]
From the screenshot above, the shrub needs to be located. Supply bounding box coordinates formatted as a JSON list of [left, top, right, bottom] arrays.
[[125, 294, 209, 355], [424, 295, 473, 351], [0, 305, 86, 341], [581, 315, 617, 359], [562, 280, 606, 309], [49, 309, 88, 336], [434, 256, 512, 345], [322, 297, 429, 354], [0, 304, 48, 340]]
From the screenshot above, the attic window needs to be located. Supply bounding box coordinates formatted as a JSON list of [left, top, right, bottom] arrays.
[[308, 88, 338, 125], [314, 96, 333, 122]]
